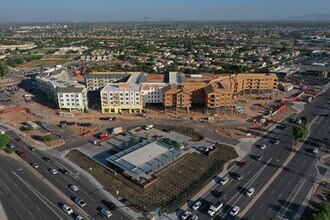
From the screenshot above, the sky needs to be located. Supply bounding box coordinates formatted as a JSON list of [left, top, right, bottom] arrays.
[[0, 0, 329, 23]]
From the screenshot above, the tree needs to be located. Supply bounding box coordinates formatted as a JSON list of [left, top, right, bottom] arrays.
[[0, 61, 9, 77], [144, 133, 150, 140], [293, 126, 307, 140], [133, 137, 139, 144], [0, 134, 10, 150], [7, 148, 14, 154], [301, 116, 308, 126], [123, 142, 129, 149]]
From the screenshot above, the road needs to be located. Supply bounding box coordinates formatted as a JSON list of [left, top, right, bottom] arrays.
[[185, 88, 330, 220], [0, 154, 70, 220], [0, 128, 131, 220], [244, 89, 330, 220]]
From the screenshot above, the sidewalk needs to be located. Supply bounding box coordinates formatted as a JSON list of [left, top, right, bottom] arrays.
[[0, 201, 8, 220]]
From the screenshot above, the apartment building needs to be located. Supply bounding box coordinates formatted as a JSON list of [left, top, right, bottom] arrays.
[[35, 76, 88, 112], [141, 83, 166, 104], [57, 87, 88, 113], [94, 72, 278, 114], [100, 83, 143, 114], [85, 72, 131, 91], [163, 85, 192, 113]]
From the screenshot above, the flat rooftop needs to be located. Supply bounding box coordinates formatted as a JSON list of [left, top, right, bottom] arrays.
[[121, 142, 169, 167], [107, 140, 181, 177]]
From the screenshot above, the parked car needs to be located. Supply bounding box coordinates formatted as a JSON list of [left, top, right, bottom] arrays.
[[216, 191, 225, 198], [260, 144, 266, 149], [190, 215, 198, 220], [220, 176, 229, 185], [100, 208, 112, 217], [246, 188, 255, 197], [62, 204, 73, 215], [181, 211, 191, 220], [192, 201, 202, 210], [230, 206, 240, 216], [312, 148, 319, 154]]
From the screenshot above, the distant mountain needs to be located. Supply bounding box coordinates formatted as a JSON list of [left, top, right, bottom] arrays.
[[288, 13, 330, 21]]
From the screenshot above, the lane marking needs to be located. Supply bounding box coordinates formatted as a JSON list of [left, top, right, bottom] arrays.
[[12, 171, 68, 220], [220, 158, 273, 219]]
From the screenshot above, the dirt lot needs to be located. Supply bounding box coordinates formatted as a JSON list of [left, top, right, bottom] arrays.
[[67, 144, 238, 212]]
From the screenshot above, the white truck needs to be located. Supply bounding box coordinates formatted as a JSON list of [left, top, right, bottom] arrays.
[[142, 124, 153, 130], [207, 201, 223, 217], [111, 127, 123, 134]]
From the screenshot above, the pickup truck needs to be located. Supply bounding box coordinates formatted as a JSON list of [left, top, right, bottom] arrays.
[[207, 201, 223, 217]]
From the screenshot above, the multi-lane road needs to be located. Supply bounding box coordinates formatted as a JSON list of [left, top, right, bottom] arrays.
[[0, 127, 131, 220], [186, 88, 329, 220]]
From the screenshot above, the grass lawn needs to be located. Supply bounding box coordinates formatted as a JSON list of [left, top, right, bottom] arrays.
[[67, 144, 238, 212]]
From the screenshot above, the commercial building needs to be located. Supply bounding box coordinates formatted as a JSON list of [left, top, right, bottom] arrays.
[[106, 139, 181, 180], [35, 76, 88, 112]]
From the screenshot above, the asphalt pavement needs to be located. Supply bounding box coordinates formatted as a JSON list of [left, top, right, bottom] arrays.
[[0, 154, 70, 220], [0, 128, 131, 220], [183, 88, 330, 220]]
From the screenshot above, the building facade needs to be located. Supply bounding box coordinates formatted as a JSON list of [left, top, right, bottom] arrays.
[[100, 83, 143, 114], [57, 87, 88, 113], [35, 76, 88, 112]]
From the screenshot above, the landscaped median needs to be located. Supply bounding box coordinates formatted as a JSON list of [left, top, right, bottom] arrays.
[[66, 144, 238, 212]]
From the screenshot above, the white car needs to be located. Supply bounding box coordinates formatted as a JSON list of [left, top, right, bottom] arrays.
[[181, 211, 191, 220], [296, 119, 302, 124], [313, 148, 319, 154], [75, 198, 86, 207], [190, 215, 198, 220], [192, 201, 202, 210], [76, 216, 83, 220], [62, 204, 73, 215], [49, 168, 57, 174], [260, 144, 266, 150], [246, 187, 255, 197], [220, 177, 229, 185], [70, 185, 78, 191], [230, 206, 240, 216], [100, 208, 112, 218]]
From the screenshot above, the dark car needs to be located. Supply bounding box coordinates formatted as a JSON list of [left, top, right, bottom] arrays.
[[15, 138, 21, 142], [101, 200, 117, 210], [16, 150, 26, 157], [215, 191, 225, 198], [255, 156, 262, 161], [42, 157, 50, 162], [240, 161, 248, 168], [235, 173, 244, 180], [59, 168, 68, 174]]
